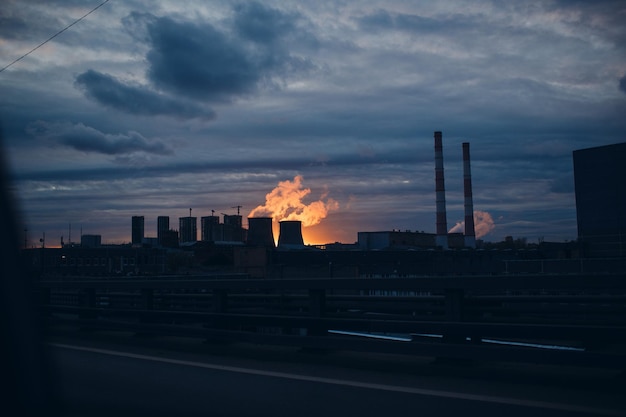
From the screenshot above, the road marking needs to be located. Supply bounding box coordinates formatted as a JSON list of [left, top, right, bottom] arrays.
[[51, 343, 625, 416]]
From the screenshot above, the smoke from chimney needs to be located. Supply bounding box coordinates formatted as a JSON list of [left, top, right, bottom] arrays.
[[463, 142, 476, 248], [449, 210, 495, 239], [473, 210, 495, 238], [434, 131, 448, 249], [248, 175, 338, 227]]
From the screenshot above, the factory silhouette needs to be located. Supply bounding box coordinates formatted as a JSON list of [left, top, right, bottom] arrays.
[[95, 132, 479, 251], [23, 133, 626, 278]]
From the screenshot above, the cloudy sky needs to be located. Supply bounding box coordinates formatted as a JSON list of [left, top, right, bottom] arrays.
[[1, 0, 625, 247]]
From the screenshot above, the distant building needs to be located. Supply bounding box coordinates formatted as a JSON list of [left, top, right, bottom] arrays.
[[160, 229, 179, 248], [201, 215, 219, 242], [131, 216, 144, 246], [222, 214, 244, 242], [157, 216, 169, 245], [179, 216, 197, 243], [142, 237, 159, 247], [320, 242, 360, 251], [81, 234, 101, 248], [573, 142, 626, 257], [358, 230, 436, 250], [447, 233, 465, 249]]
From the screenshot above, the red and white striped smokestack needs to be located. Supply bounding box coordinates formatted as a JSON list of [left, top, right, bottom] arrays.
[[434, 131, 448, 249], [463, 142, 476, 248]]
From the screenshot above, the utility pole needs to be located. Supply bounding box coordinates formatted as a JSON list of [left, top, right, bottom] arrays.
[[232, 205, 242, 215]]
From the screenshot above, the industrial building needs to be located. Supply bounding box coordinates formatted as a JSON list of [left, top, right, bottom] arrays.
[[80, 234, 101, 248], [358, 230, 435, 250], [24, 245, 167, 277]]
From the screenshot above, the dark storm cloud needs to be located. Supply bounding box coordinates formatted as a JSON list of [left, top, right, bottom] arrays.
[[125, 3, 315, 101], [25, 121, 173, 156], [75, 70, 215, 120], [233, 1, 298, 44], [145, 16, 258, 99]]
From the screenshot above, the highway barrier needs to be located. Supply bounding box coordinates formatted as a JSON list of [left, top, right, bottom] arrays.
[[38, 273, 626, 369]]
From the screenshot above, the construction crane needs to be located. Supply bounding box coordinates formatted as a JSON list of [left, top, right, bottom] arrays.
[[231, 205, 242, 215]]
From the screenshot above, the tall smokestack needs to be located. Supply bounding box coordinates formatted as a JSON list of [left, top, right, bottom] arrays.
[[434, 131, 448, 249], [247, 217, 275, 248], [463, 142, 476, 248], [278, 220, 305, 249]]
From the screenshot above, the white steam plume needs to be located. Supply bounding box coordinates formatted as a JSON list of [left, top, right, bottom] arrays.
[[449, 210, 496, 238], [248, 175, 339, 227]]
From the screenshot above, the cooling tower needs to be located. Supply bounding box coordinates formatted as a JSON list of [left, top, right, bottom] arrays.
[[277, 220, 305, 249], [463, 142, 476, 248], [434, 131, 448, 249], [247, 217, 275, 247]]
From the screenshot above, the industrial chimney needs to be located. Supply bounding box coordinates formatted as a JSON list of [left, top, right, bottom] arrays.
[[277, 220, 305, 249], [463, 142, 476, 248], [247, 217, 275, 248], [434, 131, 448, 249]]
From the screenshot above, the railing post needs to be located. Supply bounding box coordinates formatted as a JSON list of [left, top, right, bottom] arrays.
[[309, 289, 325, 317], [136, 288, 155, 337], [204, 289, 229, 343], [445, 289, 464, 321], [308, 289, 326, 337], [79, 287, 97, 322], [443, 289, 465, 343], [213, 289, 228, 313], [141, 288, 154, 310], [39, 286, 51, 316]]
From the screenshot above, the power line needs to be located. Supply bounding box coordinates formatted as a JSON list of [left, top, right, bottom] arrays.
[[0, 0, 111, 74]]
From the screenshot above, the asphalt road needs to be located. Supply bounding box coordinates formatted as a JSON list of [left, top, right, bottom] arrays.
[[45, 331, 626, 417]]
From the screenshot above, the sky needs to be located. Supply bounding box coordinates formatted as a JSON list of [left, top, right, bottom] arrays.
[[1, 0, 625, 247]]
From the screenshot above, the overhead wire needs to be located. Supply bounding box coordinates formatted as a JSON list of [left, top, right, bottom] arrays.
[[0, 0, 111, 74]]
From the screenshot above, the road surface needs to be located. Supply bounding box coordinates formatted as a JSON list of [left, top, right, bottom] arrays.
[[45, 330, 626, 417]]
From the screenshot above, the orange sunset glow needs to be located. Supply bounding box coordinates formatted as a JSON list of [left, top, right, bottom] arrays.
[[273, 223, 341, 246]]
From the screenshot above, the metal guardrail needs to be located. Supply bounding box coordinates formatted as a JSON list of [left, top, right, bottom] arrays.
[[38, 273, 626, 369]]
